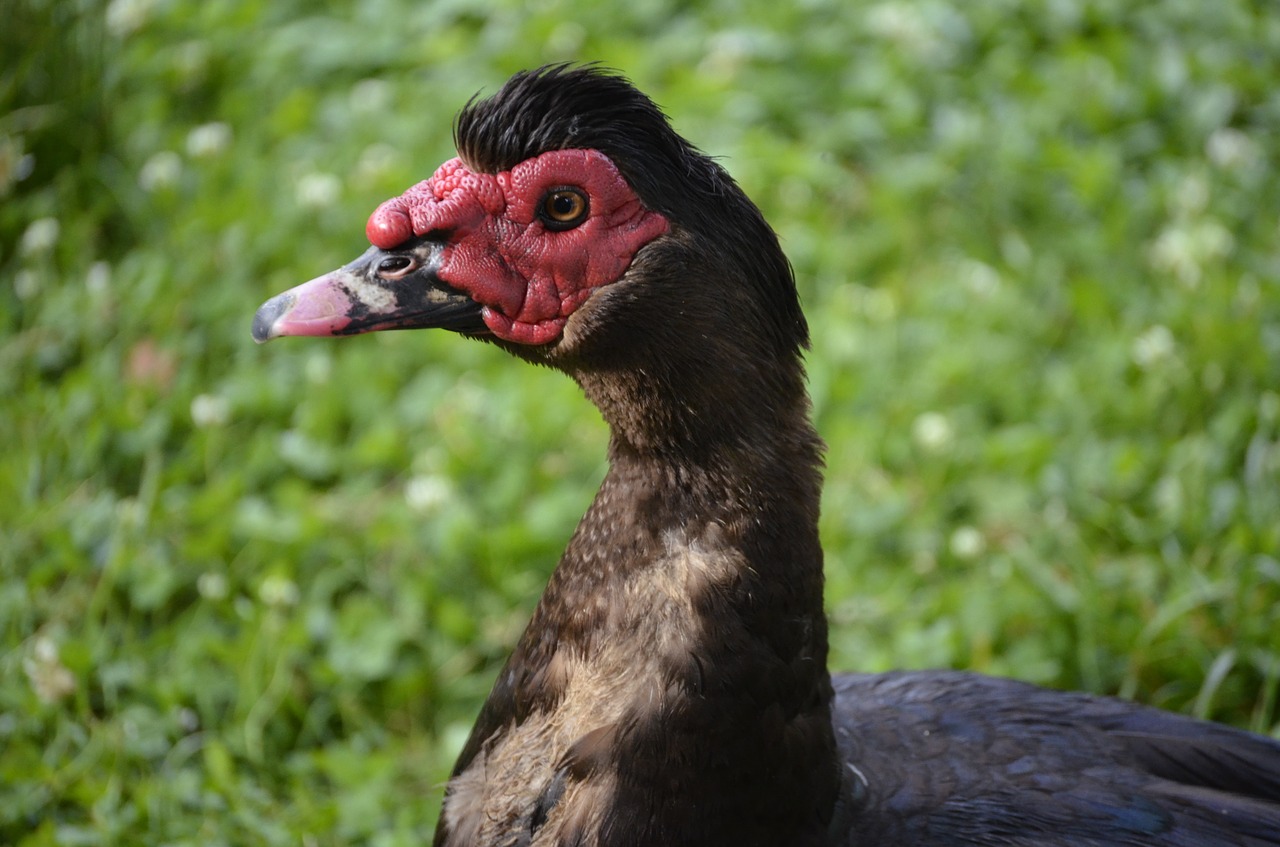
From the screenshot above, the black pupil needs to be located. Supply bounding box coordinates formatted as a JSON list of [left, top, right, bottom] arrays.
[[379, 256, 411, 273], [552, 194, 577, 218]]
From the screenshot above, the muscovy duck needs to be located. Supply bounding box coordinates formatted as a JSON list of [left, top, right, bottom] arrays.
[[253, 66, 1280, 847]]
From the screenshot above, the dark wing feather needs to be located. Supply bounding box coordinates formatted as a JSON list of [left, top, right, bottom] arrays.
[[1096, 707, 1280, 799], [829, 670, 1280, 846]]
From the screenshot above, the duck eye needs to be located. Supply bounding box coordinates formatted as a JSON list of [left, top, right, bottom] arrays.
[[377, 255, 415, 278], [539, 188, 589, 231]]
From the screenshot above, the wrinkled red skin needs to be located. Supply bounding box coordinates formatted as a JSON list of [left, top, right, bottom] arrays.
[[366, 149, 670, 345]]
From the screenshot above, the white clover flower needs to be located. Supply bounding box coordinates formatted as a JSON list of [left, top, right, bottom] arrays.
[[259, 574, 300, 608], [115, 497, 147, 530], [186, 122, 232, 158], [0, 134, 34, 195], [20, 217, 60, 255], [176, 707, 200, 733], [958, 259, 1000, 298], [296, 172, 341, 209], [1000, 231, 1032, 270], [948, 526, 986, 560], [1172, 172, 1209, 216], [1151, 226, 1204, 286], [197, 572, 229, 601], [912, 411, 954, 453], [355, 143, 401, 183], [23, 636, 76, 704], [932, 106, 982, 148], [1147, 227, 1198, 286], [139, 151, 182, 192], [861, 288, 897, 322], [1259, 392, 1280, 426], [1146, 221, 1232, 288], [546, 22, 587, 57], [1132, 325, 1176, 369], [1153, 475, 1183, 519], [85, 261, 111, 296], [1206, 128, 1258, 172], [1194, 220, 1233, 261], [304, 351, 332, 385], [406, 474, 451, 512], [350, 79, 393, 114], [106, 0, 156, 36], [13, 270, 39, 300], [865, 2, 948, 61], [699, 30, 755, 78], [190, 393, 231, 428]]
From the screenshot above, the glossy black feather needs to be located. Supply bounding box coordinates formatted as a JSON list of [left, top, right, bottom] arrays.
[[829, 672, 1280, 845]]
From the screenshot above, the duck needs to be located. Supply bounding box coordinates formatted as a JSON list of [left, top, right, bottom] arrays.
[[253, 65, 1280, 847]]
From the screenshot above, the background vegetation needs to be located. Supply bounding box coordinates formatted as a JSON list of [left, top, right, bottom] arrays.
[[3, 0, 1278, 842]]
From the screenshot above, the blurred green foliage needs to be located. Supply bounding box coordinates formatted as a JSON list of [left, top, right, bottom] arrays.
[[3, 0, 1279, 842]]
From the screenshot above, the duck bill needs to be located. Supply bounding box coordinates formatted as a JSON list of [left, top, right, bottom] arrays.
[[251, 244, 486, 343]]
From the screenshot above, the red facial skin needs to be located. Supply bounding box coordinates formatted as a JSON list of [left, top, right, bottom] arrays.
[[366, 149, 670, 345]]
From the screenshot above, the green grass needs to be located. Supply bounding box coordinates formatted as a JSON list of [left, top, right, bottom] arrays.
[[4, 0, 1279, 842]]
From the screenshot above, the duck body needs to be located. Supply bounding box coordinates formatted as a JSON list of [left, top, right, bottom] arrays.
[[830, 671, 1280, 846], [253, 65, 1280, 847]]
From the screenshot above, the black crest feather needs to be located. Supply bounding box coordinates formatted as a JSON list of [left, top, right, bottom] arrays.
[[455, 65, 688, 210]]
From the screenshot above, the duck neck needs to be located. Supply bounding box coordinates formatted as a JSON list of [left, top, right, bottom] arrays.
[[439, 304, 842, 845], [547, 359, 830, 666], [505, 357, 839, 843]]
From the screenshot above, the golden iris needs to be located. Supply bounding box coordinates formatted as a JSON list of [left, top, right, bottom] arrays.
[[540, 188, 588, 229]]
